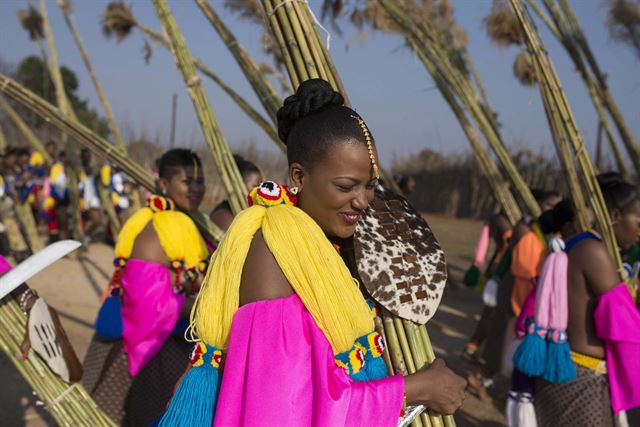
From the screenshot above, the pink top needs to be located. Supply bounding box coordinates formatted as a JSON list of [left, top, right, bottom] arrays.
[[213, 294, 405, 427], [594, 284, 640, 414], [120, 259, 185, 376], [0, 255, 12, 274]]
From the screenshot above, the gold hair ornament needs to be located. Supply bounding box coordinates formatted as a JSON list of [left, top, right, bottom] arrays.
[[350, 115, 379, 179]]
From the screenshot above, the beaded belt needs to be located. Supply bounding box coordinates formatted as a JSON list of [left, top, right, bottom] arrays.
[[570, 351, 607, 374]]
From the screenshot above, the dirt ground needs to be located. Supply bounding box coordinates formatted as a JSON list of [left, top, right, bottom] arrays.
[[1, 214, 509, 426]]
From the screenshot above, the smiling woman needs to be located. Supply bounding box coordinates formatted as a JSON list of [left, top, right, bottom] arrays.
[[81, 148, 210, 426], [158, 79, 466, 427]]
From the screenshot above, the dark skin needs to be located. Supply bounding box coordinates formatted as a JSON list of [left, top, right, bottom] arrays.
[[239, 141, 467, 415], [567, 200, 640, 359], [210, 171, 262, 232], [130, 165, 205, 317], [511, 194, 563, 245]]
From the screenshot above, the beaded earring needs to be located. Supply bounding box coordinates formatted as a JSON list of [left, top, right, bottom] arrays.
[[351, 115, 379, 180]]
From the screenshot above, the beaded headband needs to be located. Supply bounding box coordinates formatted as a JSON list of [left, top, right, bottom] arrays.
[[351, 115, 379, 180]]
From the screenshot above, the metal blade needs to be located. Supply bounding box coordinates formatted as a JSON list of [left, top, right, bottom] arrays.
[[0, 240, 82, 300]]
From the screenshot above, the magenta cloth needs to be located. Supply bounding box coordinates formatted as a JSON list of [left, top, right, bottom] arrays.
[[473, 224, 490, 267], [213, 294, 404, 427], [514, 286, 536, 339], [120, 259, 185, 376], [0, 255, 12, 274], [594, 283, 640, 414]]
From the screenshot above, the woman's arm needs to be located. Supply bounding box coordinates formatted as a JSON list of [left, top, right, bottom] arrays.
[[239, 230, 294, 305], [236, 231, 466, 417]]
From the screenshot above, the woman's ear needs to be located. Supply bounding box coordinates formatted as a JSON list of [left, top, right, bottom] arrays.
[[288, 163, 305, 192], [158, 177, 168, 195], [610, 208, 622, 225]]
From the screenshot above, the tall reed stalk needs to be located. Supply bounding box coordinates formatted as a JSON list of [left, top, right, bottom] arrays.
[[56, 0, 126, 154], [376, 0, 540, 220], [39, 0, 83, 242], [152, 0, 247, 216], [101, 2, 282, 150], [524, 0, 634, 178], [0, 96, 52, 163], [0, 296, 116, 426], [259, 2, 454, 424], [195, 0, 282, 125], [0, 123, 6, 153], [509, 0, 624, 275], [0, 74, 223, 244]]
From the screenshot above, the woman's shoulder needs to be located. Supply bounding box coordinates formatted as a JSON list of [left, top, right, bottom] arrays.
[[239, 230, 294, 306], [569, 238, 619, 295], [129, 221, 169, 265]]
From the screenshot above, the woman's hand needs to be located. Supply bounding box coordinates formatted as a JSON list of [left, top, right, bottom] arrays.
[[404, 358, 467, 415]]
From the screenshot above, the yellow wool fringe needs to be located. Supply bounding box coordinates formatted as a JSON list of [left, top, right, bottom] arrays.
[[114, 206, 208, 268], [189, 204, 374, 355]]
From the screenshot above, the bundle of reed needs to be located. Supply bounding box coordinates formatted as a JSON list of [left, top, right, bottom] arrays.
[[515, 0, 635, 179], [508, 0, 625, 274], [56, 0, 126, 154], [554, 0, 639, 176], [152, 0, 247, 216], [101, 2, 282, 150], [407, 38, 522, 225], [0, 96, 52, 163], [195, 0, 282, 125], [535, 65, 588, 231], [374, 0, 539, 221], [0, 123, 7, 153], [259, 2, 453, 425], [0, 97, 47, 252], [0, 296, 115, 426], [0, 74, 224, 244]]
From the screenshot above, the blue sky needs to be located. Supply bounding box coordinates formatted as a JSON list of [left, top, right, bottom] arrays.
[[0, 0, 638, 169]]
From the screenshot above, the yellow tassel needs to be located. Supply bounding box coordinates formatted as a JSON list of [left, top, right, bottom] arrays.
[[189, 204, 374, 355], [114, 206, 208, 269]]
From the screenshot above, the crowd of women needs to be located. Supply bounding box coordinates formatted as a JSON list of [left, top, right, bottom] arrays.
[[462, 175, 640, 426], [3, 77, 639, 427]]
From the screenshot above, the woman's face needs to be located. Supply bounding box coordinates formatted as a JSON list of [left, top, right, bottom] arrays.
[[289, 141, 378, 239], [243, 171, 262, 193], [160, 165, 205, 212], [612, 200, 640, 250]]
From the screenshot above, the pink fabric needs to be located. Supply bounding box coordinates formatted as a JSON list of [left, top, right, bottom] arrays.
[[594, 283, 640, 414], [533, 251, 568, 330], [473, 224, 490, 267], [121, 259, 185, 376], [514, 287, 536, 338], [0, 255, 12, 274], [214, 294, 404, 427], [42, 177, 51, 199]]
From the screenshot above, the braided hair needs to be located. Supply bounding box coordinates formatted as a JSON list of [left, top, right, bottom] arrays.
[[277, 79, 374, 169]]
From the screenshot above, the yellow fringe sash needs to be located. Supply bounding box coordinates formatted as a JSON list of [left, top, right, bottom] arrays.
[[190, 193, 374, 355], [114, 196, 208, 269]]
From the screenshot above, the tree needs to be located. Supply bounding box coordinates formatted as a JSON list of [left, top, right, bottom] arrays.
[[15, 55, 110, 137]]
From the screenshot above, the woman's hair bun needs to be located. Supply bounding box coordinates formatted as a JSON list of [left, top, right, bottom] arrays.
[[277, 79, 344, 143], [597, 172, 625, 190]]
